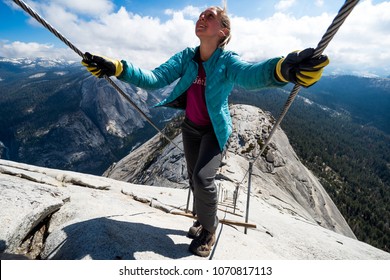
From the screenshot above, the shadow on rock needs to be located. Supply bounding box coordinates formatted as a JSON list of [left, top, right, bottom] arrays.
[[0, 240, 5, 253], [44, 217, 191, 260], [0, 240, 30, 260]]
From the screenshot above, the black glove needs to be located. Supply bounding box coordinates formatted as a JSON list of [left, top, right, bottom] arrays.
[[275, 48, 329, 87], [81, 52, 123, 78]]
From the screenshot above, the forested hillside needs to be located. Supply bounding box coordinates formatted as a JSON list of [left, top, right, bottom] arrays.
[[230, 76, 390, 252]]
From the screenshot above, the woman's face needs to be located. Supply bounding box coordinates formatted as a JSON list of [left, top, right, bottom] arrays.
[[195, 8, 224, 42]]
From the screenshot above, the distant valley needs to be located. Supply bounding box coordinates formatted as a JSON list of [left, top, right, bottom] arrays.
[[0, 57, 177, 174], [0, 57, 389, 252], [230, 76, 390, 252]]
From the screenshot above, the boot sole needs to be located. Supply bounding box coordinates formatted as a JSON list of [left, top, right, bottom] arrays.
[[189, 237, 216, 257]]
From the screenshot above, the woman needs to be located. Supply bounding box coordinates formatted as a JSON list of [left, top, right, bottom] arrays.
[[82, 4, 329, 257]]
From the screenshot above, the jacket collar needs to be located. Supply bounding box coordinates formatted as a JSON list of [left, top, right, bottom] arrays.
[[192, 46, 223, 65], [193, 47, 201, 63]]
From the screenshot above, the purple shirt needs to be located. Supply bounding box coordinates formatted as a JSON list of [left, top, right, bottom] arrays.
[[185, 62, 211, 126]]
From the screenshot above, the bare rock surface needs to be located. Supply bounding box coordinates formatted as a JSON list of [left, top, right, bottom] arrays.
[[1, 105, 389, 260], [1, 159, 389, 260], [105, 105, 355, 238]]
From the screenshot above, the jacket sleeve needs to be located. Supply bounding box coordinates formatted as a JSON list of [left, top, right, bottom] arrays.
[[225, 52, 287, 90], [118, 49, 189, 90]]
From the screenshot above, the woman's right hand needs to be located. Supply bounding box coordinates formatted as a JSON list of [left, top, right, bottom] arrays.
[[81, 52, 123, 78]]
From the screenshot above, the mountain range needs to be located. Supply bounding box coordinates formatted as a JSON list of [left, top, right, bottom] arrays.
[[0, 57, 177, 174], [0, 57, 389, 253], [1, 105, 389, 261]]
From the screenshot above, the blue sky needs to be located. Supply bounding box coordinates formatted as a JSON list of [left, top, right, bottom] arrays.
[[1, 0, 390, 76], [0, 0, 356, 45]]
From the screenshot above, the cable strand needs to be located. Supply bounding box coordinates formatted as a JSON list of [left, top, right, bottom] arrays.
[[240, 0, 360, 185], [12, 0, 183, 153]]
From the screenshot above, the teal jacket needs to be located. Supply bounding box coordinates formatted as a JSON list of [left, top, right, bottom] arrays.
[[118, 47, 286, 150]]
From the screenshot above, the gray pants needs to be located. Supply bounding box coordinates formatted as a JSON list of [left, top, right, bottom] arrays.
[[181, 118, 222, 233]]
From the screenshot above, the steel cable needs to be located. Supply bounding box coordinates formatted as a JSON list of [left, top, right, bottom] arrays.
[[237, 0, 360, 232], [12, 0, 360, 227], [12, 0, 184, 153], [240, 0, 360, 185]]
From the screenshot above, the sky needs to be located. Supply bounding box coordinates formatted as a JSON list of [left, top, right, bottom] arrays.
[[0, 0, 390, 77]]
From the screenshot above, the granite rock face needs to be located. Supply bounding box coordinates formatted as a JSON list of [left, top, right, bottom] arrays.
[[105, 104, 355, 238], [1, 158, 390, 260], [1, 105, 389, 260]]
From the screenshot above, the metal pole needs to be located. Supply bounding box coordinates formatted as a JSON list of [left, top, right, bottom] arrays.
[[233, 183, 239, 214], [185, 187, 191, 213], [244, 161, 253, 234], [240, 0, 360, 236]]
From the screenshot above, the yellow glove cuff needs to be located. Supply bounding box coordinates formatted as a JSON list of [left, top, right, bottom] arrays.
[[275, 58, 288, 83], [101, 56, 123, 77], [112, 59, 123, 77]]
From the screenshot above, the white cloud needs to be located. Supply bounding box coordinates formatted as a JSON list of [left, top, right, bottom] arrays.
[[165, 5, 201, 19], [324, 0, 390, 75], [225, 0, 390, 76], [72, 7, 198, 68], [315, 0, 324, 7], [3, 0, 20, 10], [2, 0, 390, 76], [275, 0, 296, 11], [0, 41, 75, 59], [53, 0, 114, 16], [227, 12, 332, 60]]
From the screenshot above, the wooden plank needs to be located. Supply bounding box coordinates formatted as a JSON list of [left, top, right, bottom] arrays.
[[171, 211, 256, 229], [220, 218, 257, 228]]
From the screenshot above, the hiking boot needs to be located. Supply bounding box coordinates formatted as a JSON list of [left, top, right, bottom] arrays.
[[189, 228, 216, 257], [187, 220, 202, 239]]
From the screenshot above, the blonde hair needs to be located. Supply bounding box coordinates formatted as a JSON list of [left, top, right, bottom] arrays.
[[212, 1, 231, 49]]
